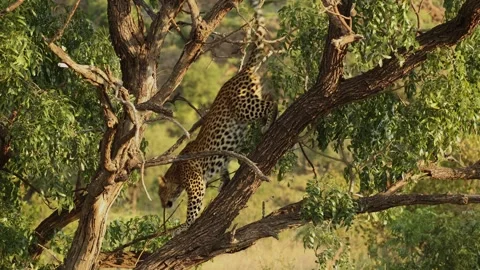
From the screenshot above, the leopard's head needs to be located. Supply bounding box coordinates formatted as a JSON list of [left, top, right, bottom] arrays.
[[158, 175, 182, 209]]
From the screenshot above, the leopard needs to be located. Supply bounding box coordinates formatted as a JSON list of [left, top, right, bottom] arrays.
[[158, 0, 276, 233]]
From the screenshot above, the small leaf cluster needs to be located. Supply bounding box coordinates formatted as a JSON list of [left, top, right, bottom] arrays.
[[299, 224, 353, 270], [301, 180, 356, 228], [103, 215, 175, 252]]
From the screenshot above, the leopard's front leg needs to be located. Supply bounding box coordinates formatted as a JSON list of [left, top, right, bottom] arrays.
[[173, 173, 206, 235]]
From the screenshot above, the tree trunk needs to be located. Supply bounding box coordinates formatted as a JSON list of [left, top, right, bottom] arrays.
[[41, 0, 480, 268], [63, 172, 122, 269]]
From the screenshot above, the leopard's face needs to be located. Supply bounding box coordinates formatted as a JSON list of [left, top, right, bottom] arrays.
[[158, 176, 182, 209]]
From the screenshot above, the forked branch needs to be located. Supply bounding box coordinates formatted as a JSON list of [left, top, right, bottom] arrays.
[[99, 193, 480, 268]]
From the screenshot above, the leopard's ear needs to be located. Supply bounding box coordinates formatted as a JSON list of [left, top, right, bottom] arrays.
[[158, 176, 166, 187]]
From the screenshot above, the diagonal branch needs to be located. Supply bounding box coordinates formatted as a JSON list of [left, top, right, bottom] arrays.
[[187, 0, 201, 29], [146, 0, 185, 57], [48, 0, 81, 44], [161, 117, 204, 156], [47, 42, 173, 117], [99, 193, 480, 268]]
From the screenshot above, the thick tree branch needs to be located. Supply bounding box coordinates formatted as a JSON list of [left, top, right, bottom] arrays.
[[337, 0, 480, 103], [107, 0, 144, 59], [136, 1, 480, 268], [99, 193, 480, 268], [29, 195, 86, 259], [146, 0, 185, 57], [421, 161, 480, 180]]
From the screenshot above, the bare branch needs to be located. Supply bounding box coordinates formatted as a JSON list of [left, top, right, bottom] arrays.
[[133, 0, 156, 20], [381, 173, 414, 196], [145, 150, 270, 182], [46, 42, 115, 87], [37, 244, 62, 264], [186, 0, 201, 29], [162, 117, 204, 156], [136, 102, 173, 117], [155, 115, 191, 139], [49, 0, 81, 44], [146, 0, 185, 57], [321, 1, 353, 34], [168, 93, 205, 118], [331, 33, 363, 49], [143, 0, 243, 107], [0, 0, 24, 18], [299, 143, 317, 178]]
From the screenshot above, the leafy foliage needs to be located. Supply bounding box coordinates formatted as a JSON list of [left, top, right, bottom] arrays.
[[0, 202, 33, 268], [299, 224, 353, 270], [302, 180, 356, 228], [300, 180, 356, 269], [0, 0, 119, 268], [103, 215, 175, 252], [0, 0, 479, 268], [370, 206, 480, 269]]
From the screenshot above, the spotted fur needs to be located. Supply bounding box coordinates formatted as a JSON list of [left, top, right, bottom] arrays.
[[158, 0, 276, 233]]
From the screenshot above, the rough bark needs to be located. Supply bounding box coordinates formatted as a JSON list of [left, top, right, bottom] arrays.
[[51, 0, 250, 268], [422, 161, 480, 180], [29, 195, 85, 259], [135, 0, 480, 269], [99, 193, 480, 268], [34, 0, 480, 268]]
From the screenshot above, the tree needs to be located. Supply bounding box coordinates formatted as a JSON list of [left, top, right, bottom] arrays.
[[0, 0, 479, 269]]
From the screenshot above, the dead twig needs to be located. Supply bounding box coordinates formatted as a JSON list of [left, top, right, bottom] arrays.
[[37, 244, 62, 264], [161, 117, 204, 156], [299, 143, 317, 178], [168, 93, 205, 118]]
